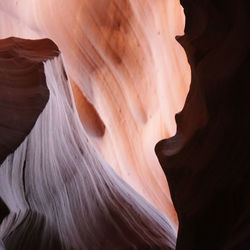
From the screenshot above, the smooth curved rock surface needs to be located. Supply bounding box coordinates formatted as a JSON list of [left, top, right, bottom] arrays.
[[0, 38, 177, 250], [0, 0, 191, 226], [0, 37, 58, 164], [156, 0, 250, 249]]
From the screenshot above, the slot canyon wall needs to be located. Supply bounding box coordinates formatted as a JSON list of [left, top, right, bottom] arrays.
[[0, 0, 249, 249], [0, 0, 190, 228], [156, 0, 250, 249], [0, 37, 177, 249], [0, 1, 190, 249]]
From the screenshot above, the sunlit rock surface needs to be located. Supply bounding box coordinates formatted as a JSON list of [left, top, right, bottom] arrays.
[[0, 38, 177, 250], [0, 0, 190, 226], [156, 0, 250, 249]]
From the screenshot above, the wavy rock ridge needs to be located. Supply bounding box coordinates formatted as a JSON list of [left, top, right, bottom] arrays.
[[0, 0, 191, 226], [0, 37, 58, 165], [0, 38, 176, 250]]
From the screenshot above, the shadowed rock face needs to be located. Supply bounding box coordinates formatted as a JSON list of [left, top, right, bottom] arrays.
[[2, 211, 64, 250], [156, 0, 250, 249], [0, 37, 59, 165], [0, 199, 9, 225]]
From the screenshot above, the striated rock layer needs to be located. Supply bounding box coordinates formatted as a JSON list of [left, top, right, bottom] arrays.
[[0, 37, 57, 164], [0, 38, 176, 250], [0, 0, 191, 226], [156, 0, 250, 249]]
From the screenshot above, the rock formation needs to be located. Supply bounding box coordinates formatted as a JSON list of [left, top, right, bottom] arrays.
[[156, 0, 250, 249], [0, 38, 57, 165], [1, 0, 247, 249], [0, 37, 176, 250], [0, 0, 191, 226]]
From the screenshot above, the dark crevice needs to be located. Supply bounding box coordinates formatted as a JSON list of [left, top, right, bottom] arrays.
[[0, 197, 9, 224]]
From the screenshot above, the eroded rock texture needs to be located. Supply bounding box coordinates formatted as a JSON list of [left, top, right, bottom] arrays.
[[156, 0, 250, 249], [0, 38, 177, 250], [0, 0, 191, 226], [0, 37, 56, 164]]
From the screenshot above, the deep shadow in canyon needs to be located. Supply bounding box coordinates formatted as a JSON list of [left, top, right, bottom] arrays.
[[156, 0, 250, 249]]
